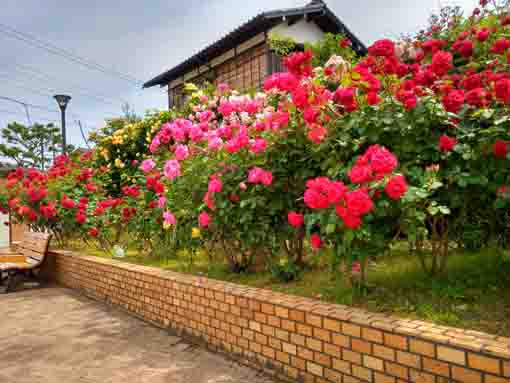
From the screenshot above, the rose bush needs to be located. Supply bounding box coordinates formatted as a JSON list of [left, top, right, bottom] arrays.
[[1, 1, 509, 279]]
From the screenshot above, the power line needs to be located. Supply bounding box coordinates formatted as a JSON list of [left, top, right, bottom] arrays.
[[0, 75, 82, 118], [0, 95, 60, 114], [0, 22, 143, 86], [0, 107, 59, 123], [0, 62, 129, 106]]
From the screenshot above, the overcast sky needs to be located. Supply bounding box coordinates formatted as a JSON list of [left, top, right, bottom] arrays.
[[0, 0, 477, 148]]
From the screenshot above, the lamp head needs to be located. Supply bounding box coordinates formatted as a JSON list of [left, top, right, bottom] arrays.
[[54, 94, 71, 110]]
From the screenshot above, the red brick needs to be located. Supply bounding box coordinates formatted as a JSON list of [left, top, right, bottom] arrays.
[[384, 334, 408, 351], [282, 342, 297, 356], [262, 346, 275, 359], [332, 333, 350, 347], [249, 321, 261, 333], [324, 343, 341, 358], [409, 339, 435, 357], [261, 303, 275, 315], [485, 375, 508, 383], [342, 323, 362, 337], [363, 355, 384, 371], [281, 319, 296, 332], [396, 350, 420, 368], [290, 309, 305, 322], [332, 358, 351, 374], [298, 346, 314, 361], [409, 369, 435, 383], [467, 353, 501, 375], [324, 318, 341, 332], [269, 336, 282, 350], [306, 313, 322, 328], [291, 355, 306, 370], [306, 337, 323, 352], [437, 345, 466, 365], [325, 368, 343, 383], [344, 376, 362, 383], [343, 349, 362, 365], [373, 344, 395, 361], [261, 324, 275, 337], [307, 361, 324, 377], [422, 357, 450, 377], [249, 341, 262, 353], [352, 338, 372, 354], [297, 323, 313, 337], [385, 362, 409, 380], [290, 333, 306, 347], [352, 365, 372, 382], [276, 351, 291, 365], [374, 373, 396, 383], [275, 328, 289, 341], [451, 366, 482, 383], [274, 306, 289, 319], [254, 312, 267, 324], [243, 328, 255, 340], [255, 332, 267, 345], [314, 328, 331, 343], [362, 327, 384, 344], [267, 315, 280, 328], [314, 352, 332, 368], [249, 300, 260, 312]]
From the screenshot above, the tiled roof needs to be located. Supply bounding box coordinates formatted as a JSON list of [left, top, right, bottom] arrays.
[[143, 0, 366, 88]]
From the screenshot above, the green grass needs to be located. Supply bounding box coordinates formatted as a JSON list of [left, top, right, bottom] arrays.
[[69, 243, 510, 336]]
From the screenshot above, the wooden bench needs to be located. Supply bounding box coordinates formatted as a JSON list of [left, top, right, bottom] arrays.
[[0, 232, 52, 293]]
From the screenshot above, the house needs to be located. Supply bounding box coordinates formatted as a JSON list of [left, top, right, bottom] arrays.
[[0, 163, 25, 246], [143, 0, 366, 108]]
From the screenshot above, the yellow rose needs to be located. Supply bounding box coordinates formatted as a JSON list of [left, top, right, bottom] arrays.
[[191, 228, 201, 239]]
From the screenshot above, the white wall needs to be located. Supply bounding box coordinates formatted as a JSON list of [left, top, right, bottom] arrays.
[[269, 18, 325, 45], [0, 213, 8, 247]]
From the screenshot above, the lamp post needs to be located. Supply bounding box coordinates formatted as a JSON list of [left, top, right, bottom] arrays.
[[53, 94, 71, 154]]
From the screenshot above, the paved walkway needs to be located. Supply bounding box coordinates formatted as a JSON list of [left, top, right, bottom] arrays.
[[0, 287, 277, 383]]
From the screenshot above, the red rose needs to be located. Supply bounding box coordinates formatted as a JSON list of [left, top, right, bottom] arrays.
[[495, 78, 510, 104], [476, 27, 490, 42], [307, 124, 328, 144], [345, 189, 373, 217], [443, 90, 465, 113], [336, 205, 363, 229], [348, 164, 373, 184], [403, 94, 418, 110], [385, 175, 408, 200], [431, 51, 453, 76], [493, 140, 510, 159], [497, 186, 509, 196], [61, 195, 76, 209], [287, 212, 304, 228], [458, 40, 474, 58], [369, 147, 398, 175], [340, 38, 352, 48], [491, 38, 510, 54], [310, 234, 322, 250], [88, 228, 99, 237], [368, 39, 395, 58], [334, 87, 358, 112], [466, 88, 488, 108], [439, 135, 458, 152], [75, 210, 87, 225], [367, 92, 381, 105]]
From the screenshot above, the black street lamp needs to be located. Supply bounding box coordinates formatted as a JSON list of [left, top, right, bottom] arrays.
[[53, 94, 71, 154]]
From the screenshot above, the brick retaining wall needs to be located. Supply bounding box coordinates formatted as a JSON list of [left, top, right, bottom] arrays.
[[49, 251, 510, 383]]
